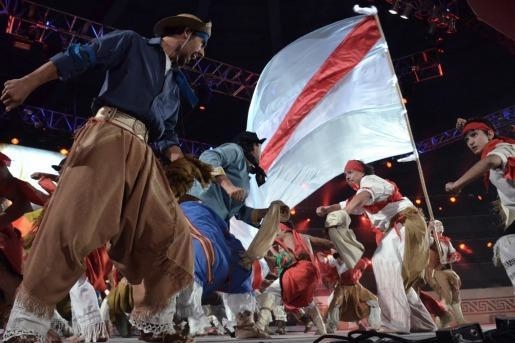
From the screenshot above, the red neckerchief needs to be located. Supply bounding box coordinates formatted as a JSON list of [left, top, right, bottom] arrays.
[[362, 180, 404, 214], [479, 137, 515, 188]]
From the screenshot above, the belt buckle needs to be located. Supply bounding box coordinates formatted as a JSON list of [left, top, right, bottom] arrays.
[[132, 120, 146, 137]]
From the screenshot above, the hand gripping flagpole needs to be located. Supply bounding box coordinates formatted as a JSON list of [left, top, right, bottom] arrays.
[[354, 5, 445, 259]]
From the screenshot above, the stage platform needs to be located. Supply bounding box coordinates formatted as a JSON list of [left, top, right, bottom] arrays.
[[108, 324, 497, 343]]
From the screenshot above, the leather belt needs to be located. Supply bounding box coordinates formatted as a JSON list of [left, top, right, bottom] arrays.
[[95, 106, 149, 142]]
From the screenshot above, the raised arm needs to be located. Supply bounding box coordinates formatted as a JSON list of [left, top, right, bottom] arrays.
[[445, 154, 502, 193], [1, 62, 59, 111]]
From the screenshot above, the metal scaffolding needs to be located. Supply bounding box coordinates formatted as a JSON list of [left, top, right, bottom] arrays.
[[2, 104, 513, 155], [2, 0, 512, 155], [416, 105, 515, 154], [0, 105, 214, 155]]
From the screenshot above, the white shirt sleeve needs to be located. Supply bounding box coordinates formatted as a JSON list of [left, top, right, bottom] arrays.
[[356, 175, 394, 205], [487, 143, 515, 171]]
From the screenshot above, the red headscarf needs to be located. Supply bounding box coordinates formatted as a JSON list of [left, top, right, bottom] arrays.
[[344, 160, 365, 173], [462, 120, 515, 181]]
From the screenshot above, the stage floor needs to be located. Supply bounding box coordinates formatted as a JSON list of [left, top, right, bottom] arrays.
[[107, 324, 496, 343]]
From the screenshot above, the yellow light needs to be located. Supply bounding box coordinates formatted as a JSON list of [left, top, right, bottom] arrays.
[[10, 137, 20, 145], [59, 148, 69, 156], [458, 243, 466, 250], [386, 161, 393, 168], [450, 196, 457, 203], [415, 199, 422, 205]]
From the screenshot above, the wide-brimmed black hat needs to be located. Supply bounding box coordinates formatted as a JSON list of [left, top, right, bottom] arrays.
[[153, 13, 212, 37], [235, 131, 266, 145], [51, 158, 67, 172]]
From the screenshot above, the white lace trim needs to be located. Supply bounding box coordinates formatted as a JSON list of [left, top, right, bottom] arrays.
[[3, 295, 51, 342], [50, 310, 73, 337], [221, 292, 256, 319], [176, 281, 203, 318], [129, 296, 177, 335], [78, 322, 109, 342]]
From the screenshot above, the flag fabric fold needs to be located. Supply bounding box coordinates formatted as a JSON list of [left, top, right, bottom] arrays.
[[246, 13, 413, 209]]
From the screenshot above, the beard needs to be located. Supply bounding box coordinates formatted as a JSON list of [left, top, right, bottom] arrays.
[[174, 53, 189, 67]]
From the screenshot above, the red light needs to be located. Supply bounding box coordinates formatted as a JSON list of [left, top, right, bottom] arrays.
[[458, 243, 473, 254]]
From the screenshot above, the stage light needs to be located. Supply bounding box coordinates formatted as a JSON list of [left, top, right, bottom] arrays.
[[402, 97, 408, 104], [458, 243, 473, 254], [389, 0, 401, 15], [477, 195, 483, 201], [386, 161, 393, 168], [306, 218, 311, 222], [290, 208, 296, 216], [59, 148, 69, 155], [414, 199, 421, 205], [10, 137, 20, 145], [199, 105, 206, 111], [487, 241, 493, 248], [449, 196, 457, 203], [400, 3, 414, 19], [438, 206, 443, 211]]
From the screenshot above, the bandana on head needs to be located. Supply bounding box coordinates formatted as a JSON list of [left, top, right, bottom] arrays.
[[0, 152, 11, 167], [344, 160, 365, 173], [462, 122, 494, 135]]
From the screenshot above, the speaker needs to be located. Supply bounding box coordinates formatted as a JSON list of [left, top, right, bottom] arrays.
[[436, 323, 484, 343], [496, 316, 515, 331]]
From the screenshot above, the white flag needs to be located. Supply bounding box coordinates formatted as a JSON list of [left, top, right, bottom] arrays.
[[246, 13, 413, 209]]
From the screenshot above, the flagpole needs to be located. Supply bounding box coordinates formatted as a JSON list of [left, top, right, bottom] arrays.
[[372, 13, 433, 219], [371, 11, 447, 259]]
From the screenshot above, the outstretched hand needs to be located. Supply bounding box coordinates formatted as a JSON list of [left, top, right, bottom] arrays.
[[1, 78, 33, 112], [445, 181, 461, 194]]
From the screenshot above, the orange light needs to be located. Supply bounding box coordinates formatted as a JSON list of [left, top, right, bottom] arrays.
[[10, 137, 20, 145], [386, 161, 393, 168], [199, 105, 206, 111], [415, 199, 422, 205], [458, 242, 473, 254], [402, 98, 408, 104], [449, 196, 457, 203], [59, 148, 69, 156], [290, 208, 296, 216], [487, 241, 493, 248]]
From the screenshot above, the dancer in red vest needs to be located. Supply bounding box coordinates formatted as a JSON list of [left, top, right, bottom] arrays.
[[446, 118, 515, 292], [317, 160, 436, 333]]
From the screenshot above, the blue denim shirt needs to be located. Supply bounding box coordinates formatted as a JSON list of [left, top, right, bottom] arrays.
[[50, 30, 180, 150], [188, 143, 255, 225]]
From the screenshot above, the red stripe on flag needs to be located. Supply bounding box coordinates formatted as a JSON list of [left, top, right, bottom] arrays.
[[260, 16, 382, 171]]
